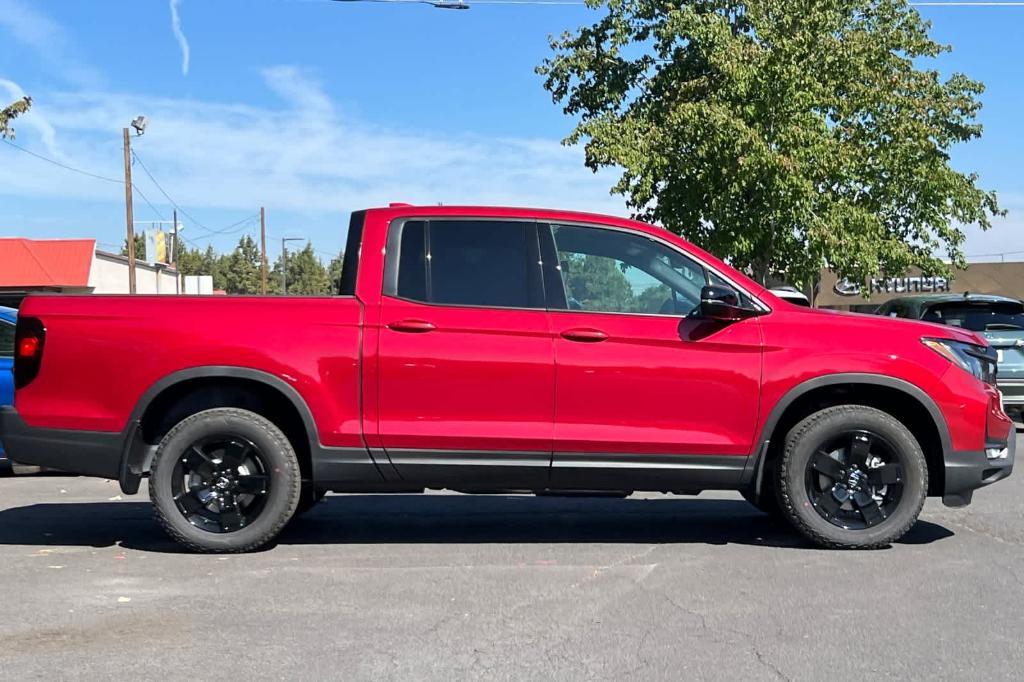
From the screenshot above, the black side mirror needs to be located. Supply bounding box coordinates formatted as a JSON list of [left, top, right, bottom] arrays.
[[699, 284, 759, 322]]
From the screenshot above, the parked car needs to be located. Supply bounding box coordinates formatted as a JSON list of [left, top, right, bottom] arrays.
[[0, 306, 15, 472], [0, 206, 1014, 553], [770, 286, 811, 307], [876, 294, 1024, 416]]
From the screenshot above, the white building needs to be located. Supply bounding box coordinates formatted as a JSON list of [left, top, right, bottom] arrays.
[[0, 238, 180, 307], [89, 250, 179, 295]]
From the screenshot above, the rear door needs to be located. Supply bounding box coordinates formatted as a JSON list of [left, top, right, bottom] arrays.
[[541, 222, 763, 490], [375, 218, 555, 487]]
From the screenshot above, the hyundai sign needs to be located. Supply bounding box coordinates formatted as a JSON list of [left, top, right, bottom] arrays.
[[833, 275, 953, 297]]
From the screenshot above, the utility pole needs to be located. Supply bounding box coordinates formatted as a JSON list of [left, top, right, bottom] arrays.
[[123, 127, 136, 294], [260, 207, 268, 295], [282, 237, 288, 295], [172, 208, 180, 294], [281, 237, 302, 295]]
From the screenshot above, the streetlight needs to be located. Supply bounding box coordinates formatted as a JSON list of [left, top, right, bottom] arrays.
[[281, 237, 303, 295], [123, 115, 147, 294]]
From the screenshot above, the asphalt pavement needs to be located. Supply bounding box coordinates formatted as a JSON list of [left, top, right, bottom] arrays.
[[1, 438, 1023, 681]]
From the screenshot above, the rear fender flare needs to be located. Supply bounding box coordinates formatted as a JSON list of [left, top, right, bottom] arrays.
[[119, 366, 321, 493]]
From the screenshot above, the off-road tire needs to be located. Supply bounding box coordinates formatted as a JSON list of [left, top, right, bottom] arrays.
[[776, 405, 928, 549], [149, 408, 302, 553]]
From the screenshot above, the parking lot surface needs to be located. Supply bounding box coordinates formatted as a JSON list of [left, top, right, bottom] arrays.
[[1, 438, 1023, 681]]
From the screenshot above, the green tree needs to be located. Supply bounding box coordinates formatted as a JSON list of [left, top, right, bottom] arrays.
[[270, 242, 331, 295], [175, 246, 206, 277], [0, 96, 31, 139], [634, 284, 672, 314], [219, 235, 262, 294], [564, 254, 635, 312], [327, 250, 345, 294], [120, 235, 146, 259], [538, 0, 1003, 287]]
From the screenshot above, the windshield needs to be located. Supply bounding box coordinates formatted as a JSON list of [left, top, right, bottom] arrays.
[[924, 302, 1024, 332]]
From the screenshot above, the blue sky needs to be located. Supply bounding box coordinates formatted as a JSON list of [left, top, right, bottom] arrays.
[[1, 0, 1023, 263]]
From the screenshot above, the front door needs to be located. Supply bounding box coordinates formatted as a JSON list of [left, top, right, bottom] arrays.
[[541, 222, 763, 490], [375, 218, 554, 488]]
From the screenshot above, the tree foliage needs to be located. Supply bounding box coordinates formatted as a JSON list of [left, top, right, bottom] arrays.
[[269, 242, 332, 295], [0, 96, 31, 140], [538, 0, 1003, 286], [564, 254, 635, 311], [327, 250, 345, 294], [122, 232, 336, 296], [219, 235, 262, 294]]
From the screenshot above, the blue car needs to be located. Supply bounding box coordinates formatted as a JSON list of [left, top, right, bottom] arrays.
[[0, 306, 15, 467]]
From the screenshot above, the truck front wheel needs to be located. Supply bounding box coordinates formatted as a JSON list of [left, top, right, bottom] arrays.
[[149, 408, 302, 553], [776, 405, 928, 549]]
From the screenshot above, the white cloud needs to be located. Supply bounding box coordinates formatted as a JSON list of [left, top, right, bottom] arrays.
[[169, 0, 190, 76], [0, 0, 102, 86], [0, 67, 624, 247]]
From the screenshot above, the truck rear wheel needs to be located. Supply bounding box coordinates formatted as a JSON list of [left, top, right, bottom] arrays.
[[149, 408, 301, 553], [776, 405, 928, 549]]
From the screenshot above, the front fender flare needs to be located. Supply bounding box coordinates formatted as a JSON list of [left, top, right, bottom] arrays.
[[743, 373, 952, 498]]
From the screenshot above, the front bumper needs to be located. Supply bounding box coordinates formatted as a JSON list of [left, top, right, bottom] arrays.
[[0, 406, 124, 480], [942, 434, 1015, 507]]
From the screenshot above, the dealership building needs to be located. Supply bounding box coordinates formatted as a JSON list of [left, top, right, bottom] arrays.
[[815, 262, 1024, 311], [0, 238, 179, 309]]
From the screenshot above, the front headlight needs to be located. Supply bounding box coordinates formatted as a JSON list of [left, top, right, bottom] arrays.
[[922, 338, 997, 384]]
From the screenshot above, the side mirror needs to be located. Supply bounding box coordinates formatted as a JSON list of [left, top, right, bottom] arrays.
[[699, 284, 759, 322]]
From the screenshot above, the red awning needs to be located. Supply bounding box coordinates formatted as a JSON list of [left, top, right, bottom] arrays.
[[0, 238, 95, 288]]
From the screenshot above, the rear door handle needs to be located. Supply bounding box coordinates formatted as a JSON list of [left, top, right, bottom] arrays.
[[560, 328, 608, 343], [387, 319, 436, 333]]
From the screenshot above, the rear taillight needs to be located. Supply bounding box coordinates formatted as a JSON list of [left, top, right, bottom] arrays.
[[14, 317, 45, 389]]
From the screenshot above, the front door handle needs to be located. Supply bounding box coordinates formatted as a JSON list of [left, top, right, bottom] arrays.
[[560, 328, 609, 343], [387, 319, 436, 333]]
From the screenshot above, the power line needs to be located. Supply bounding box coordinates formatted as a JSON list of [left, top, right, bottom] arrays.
[[1, 138, 122, 184], [130, 150, 259, 238], [132, 185, 167, 222]]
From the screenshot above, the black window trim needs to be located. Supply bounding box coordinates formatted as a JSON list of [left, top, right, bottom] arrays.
[[538, 221, 770, 318], [382, 217, 547, 312], [0, 318, 13, 358], [381, 216, 769, 316], [337, 210, 366, 297]]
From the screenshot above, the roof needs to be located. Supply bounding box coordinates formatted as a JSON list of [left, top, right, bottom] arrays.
[[884, 293, 1021, 306], [0, 238, 95, 288]]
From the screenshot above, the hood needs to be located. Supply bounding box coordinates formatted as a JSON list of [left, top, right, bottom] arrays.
[[791, 306, 987, 346]]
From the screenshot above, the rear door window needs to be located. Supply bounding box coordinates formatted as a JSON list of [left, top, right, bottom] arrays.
[[390, 219, 542, 309]]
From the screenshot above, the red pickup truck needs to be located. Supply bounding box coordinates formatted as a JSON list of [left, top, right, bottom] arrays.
[[1, 205, 1015, 552]]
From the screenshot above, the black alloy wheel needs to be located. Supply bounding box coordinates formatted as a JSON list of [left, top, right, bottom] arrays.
[[805, 429, 904, 530], [171, 436, 271, 534], [776, 405, 928, 549], [150, 408, 301, 553]]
